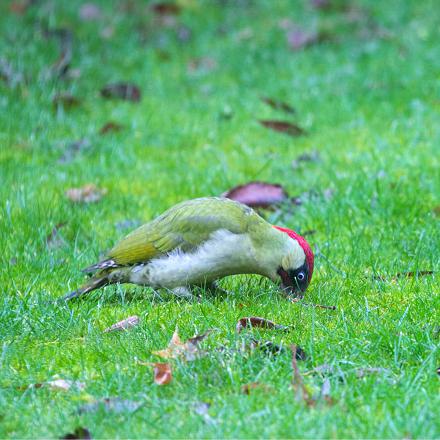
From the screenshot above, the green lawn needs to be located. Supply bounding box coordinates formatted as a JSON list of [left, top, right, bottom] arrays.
[[1, 0, 439, 438]]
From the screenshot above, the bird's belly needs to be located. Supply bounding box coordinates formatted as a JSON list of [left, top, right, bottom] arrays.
[[128, 230, 259, 289]]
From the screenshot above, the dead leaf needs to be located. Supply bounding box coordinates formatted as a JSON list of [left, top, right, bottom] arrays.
[[291, 345, 314, 406], [222, 181, 288, 208], [153, 329, 215, 361], [432, 206, 440, 217], [79, 398, 141, 413], [241, 382, 271, 394], [62, 427, 92, 440], [259, 120, 305, 136], [59, 139, 91, 164], [287, 28, 328, 51], [65, 184, 107, 203], [99, 121, 124, 135], [79, 3, 102, 21], [53, 93, 81, 111], [104, 316, 139, 333], [236, 317, 290, 333], [46, 222, 67, 249], [100, 83, 141, 102], [151, 2, 181, 15], [356, 367, 392, 378], [152, 363, 172, 385], [261, 97, 295, 114]]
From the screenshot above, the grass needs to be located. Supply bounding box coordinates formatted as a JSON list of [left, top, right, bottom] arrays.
[[0, 0, 439, 438]]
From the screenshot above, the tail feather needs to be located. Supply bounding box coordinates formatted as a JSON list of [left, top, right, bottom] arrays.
[[61, 275, 109, 301]]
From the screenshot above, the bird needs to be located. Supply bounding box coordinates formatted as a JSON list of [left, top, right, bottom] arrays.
[[63, 197, 314, 301]]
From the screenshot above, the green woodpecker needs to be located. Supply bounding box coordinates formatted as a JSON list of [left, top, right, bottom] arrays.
[[63, 197, 314, 300]]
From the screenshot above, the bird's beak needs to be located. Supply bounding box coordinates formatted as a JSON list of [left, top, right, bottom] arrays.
[[277, 268, 305, 299], [281, 283, 305, 300]]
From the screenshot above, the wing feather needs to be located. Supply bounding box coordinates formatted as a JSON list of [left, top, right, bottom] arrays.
[[105, 197, 259, 266]]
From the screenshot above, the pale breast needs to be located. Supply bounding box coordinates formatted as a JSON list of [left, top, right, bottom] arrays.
[[130, 229, 260, 289]]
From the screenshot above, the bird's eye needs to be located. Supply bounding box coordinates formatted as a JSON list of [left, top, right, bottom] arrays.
[[297, 271, 305, 281]]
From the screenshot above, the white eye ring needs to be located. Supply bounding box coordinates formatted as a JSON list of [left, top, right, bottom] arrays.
[[297, 272, 305, 281]]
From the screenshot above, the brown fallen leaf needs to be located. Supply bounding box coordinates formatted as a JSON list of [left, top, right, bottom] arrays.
[[104, 316, 139, 333], [261, 97, 295, 114], [432, 206, 440, 217], [222, 181, 288, 208], [259, 120, 305, 137], [151, 2, 181, 15], [236, 317, 290, 333], [65, 184, 107, 203], [62, 427, 92, 440], [53, 93, 81, 111], [100, 82, 141, 102], [291, 345, 315, 406], [153, 329, 215, 361], [79, 3, 102, 21], [46, 222, 67, 249], [99, 121, 124, 135], [79, 398, 141, 414], [241, 382, 272, 394], [152, 362, 172, 385]]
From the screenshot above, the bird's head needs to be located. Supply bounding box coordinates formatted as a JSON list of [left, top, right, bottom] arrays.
[[272, 225, 314, 299]]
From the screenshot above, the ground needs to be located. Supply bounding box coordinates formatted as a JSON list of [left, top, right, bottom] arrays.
[[0, 0, 439, 438]]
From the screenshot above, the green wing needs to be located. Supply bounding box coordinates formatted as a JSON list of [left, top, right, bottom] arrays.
[[107, 197, 262, 265]]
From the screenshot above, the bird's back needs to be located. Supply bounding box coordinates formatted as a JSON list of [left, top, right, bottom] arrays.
[[106, 197, 265, 266]]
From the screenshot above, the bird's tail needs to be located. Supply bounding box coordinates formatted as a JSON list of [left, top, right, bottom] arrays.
[[62, 274, 110, 301], [61, 266, 133, 302]]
